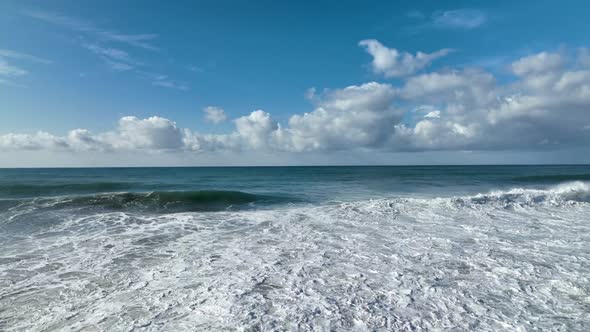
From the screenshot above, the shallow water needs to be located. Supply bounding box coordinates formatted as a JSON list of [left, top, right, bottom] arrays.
[[1, 166, 589, 331]]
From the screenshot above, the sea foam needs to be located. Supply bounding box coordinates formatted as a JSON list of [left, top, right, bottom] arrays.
[[1, 182, 589, 331]]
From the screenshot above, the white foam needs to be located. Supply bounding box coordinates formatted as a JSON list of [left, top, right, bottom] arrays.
[[1, 186, 589, 331], [464, 181, 590, 207]]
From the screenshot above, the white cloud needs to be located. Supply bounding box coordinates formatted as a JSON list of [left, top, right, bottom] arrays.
[[0, 58, 27, 76], [579, 48, 590, 68], [203, 106, 228, 124], [431, 9, 487, 29], [83, 43, 139, 71], [0, 49, 52, 64], [511, 51, 563, 76], [424, 110, 441, 118], [284, 82, 399, 151], [114, 116, 184, 150], [23, 10, 158, 50], [0, 49, 51, 86], [151, 79, 189, 91], [2, 47, 590, 157], [399, 68, 496, 113], [23, 10, 187, 90], [359, 39, 452, 77], [0, 132, 66, 150], [137, 72, 189, 90], [235, 110, 279, 149]]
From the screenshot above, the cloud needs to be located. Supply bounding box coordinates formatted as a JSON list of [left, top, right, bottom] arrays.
[[283, 82, 399, 151], [82, 43, 139, 71], [0, 49, 52, 64], [399, 68, 496, 108], [424, 110, 441, 118], [511, 51, 564, 76], [431, 9, 487, 29], [135, 72, 189, 91], [23, 9, 158, 50], [2, 48, 590, 156], [234, 110, 280, 149], [22, 9, 186, 89], [0, 58, 27, 77], [114, 116, 184, 149], [359, 39, 452, 77], [187, 65, 204, 73], [0, 49, 51, 86], [150, 76, 189, 90], [203, 106, 228, 124]]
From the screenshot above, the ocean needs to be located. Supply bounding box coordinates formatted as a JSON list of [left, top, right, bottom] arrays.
[[1, 165, 589, 331]]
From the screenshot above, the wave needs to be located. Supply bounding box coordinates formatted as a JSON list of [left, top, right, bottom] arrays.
[[512, 174, 590, 183], [5, 190, 290, 213], [458, 181, 590, 207], [0, 182, 136, 198], [3, 182, 589, 216], [339, 181, 590, 217]]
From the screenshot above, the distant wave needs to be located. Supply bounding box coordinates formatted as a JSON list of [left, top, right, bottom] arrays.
[[3, 190, 290, 213], [0, 182, 136, 197], [512, 174, 590, 183]]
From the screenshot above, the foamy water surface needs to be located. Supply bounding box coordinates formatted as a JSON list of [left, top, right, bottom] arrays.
[[1, 167, 590, 331]]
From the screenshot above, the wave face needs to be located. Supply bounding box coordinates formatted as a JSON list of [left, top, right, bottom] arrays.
[[1, 190, 286, 216], [1, 166, 590, 331]]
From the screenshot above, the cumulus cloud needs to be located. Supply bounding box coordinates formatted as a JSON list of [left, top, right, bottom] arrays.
[[284, 82, 399, 151], [203, 106, 228, 124], [511, 52, 564, 76], [359, 39, 452, 77], [2, 48, 590, 156]]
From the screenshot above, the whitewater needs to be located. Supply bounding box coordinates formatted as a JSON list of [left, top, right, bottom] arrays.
[[1, 167, 589, 331]]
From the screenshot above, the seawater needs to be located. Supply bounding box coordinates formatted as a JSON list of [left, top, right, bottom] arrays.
[[1, 166, 589, 331]]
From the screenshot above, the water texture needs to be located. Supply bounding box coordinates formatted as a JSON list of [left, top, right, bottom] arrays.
[[0, 166, 589, 331]]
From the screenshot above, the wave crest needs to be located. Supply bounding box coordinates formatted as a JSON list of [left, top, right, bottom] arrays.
[[459, 181, 590, 207], [16, 190, 286, 213]]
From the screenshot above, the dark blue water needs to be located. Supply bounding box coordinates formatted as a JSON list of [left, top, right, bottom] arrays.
[[1, 165, 590, 203]]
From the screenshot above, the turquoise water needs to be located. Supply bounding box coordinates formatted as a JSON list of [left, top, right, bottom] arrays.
[[1, 166, 590, 330]]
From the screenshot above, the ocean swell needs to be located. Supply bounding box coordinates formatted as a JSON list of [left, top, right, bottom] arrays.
[[1, 190, 288, 214]]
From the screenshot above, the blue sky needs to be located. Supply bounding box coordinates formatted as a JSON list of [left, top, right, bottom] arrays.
[[1, 0, 590, 166]]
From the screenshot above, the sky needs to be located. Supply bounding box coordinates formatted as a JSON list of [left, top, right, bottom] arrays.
[[1, 0, 590, 167]]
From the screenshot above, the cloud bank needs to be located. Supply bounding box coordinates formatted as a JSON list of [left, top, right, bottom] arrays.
[[2, 43, 590, 157]]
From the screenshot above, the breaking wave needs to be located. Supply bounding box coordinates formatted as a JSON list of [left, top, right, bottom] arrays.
[[338, 181, 590, 216], [458, 181, 590, 207], [2, 190, 291, 213]]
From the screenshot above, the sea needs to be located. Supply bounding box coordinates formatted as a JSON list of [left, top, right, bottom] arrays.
[[0, 165, 589, 331]]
